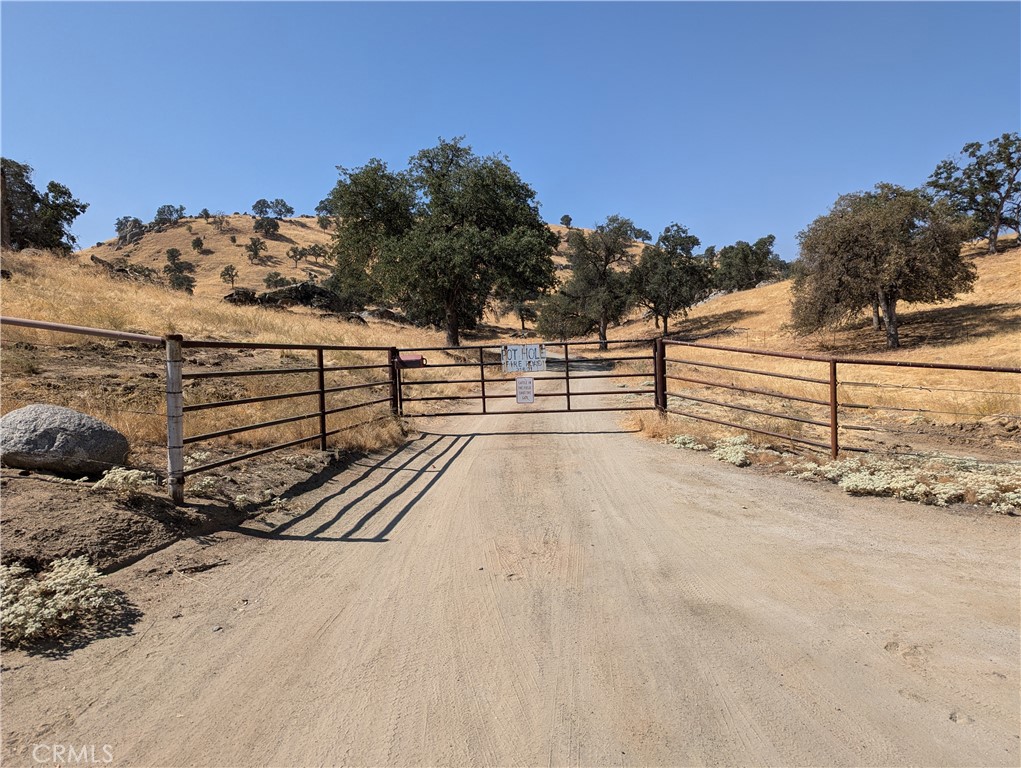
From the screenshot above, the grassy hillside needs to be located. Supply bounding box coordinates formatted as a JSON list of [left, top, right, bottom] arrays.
[[76, 215, 336, 298], [611, 237, 1021, 367]]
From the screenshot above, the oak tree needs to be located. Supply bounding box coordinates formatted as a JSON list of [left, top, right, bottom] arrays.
[[928, 132, 1021, 253], [791, 184, 975, 349]]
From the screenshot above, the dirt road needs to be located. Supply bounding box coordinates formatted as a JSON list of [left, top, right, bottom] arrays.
[[3, 401, 1019, 766]]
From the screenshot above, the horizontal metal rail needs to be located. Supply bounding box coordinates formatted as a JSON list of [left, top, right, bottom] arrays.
[[183, 365, 320, 379], [406, 405, 656, 417], [665, 406, 833, 451], [0, 315, 164, 344], [322, 398, 391, 416], [666, 373, 831, 407], [401, 338, 653, 353], [181, 415, 392, 477], [182, 433, 328, 476], [403, 389, 653, 403], [184, 411, 320, 444], [182, 362, 390, 380], [183, 387, 320, 412], [180, 339, 392, 353], [323, 380, 390, 395], [665, 355, 829, 386], [667, 339, 1021, 375], [666, 391, 830, 429]]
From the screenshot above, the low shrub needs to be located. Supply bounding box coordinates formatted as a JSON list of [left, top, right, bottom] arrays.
[[1, 557, 125, 648]]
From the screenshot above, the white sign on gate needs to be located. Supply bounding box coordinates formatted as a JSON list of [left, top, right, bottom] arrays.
[[501, 344, 546, 373], [516, 377, 535, 404]]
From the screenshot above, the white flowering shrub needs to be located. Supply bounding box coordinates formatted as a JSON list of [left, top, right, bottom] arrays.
[[281, 453, 321, 471], [1, 557, 123, 648], [189, 475, 220, 496], [92, 468, 158, 493], [710, 436, 754, 467], [669, 431, 1020, 514], [183, 450, 211, 470], [803, 455, 1021, 512], [670, 434, 710, 451]]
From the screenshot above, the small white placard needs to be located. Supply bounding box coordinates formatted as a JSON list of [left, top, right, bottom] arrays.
[[516, 377, 535, 404], [501, 344, 546, 373]]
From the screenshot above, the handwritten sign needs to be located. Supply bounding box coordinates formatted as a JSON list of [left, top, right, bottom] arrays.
[[501, 344, 546, 373], [516, 377, 535, 404]]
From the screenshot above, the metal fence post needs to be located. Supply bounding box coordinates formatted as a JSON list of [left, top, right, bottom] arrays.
[[563, 343, 572, 411], [316, 348, 327, 450], [829, 359, 839, 459], [165, 334, 185, 505], [654, 338, 667, 412], [388, 347, 401, 416], [479, 348, 488, 414]]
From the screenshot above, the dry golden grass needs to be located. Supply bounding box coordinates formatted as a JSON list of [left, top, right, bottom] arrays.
[[0, 247, 454, 458], [3, 232, 1018, 464], [76, 215, 336, 298]]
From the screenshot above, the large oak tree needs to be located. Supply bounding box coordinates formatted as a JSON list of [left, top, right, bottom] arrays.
[[322, 138, 558, 346], [791, 184, 975, 349]]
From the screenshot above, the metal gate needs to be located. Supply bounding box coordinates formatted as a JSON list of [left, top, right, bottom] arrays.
[[394, 339, 660, 417]]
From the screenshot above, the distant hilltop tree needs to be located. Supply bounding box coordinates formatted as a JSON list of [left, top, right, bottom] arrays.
[[152, 204, 186, 228], [560, 214, 572, 229], [1, 158, 89, 252], [252, 198, 294, 219]]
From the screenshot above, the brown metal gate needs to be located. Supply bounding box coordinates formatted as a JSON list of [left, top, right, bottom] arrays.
[[394, 339, 660, 417]]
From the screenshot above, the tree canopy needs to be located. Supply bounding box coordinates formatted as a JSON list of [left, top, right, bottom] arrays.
[[630, 223, 713, 336], [928, 132, 1021, 253], [322, 137, 558, 345], [1, 158, 89, 252], [791, 183, 975, 349], [153, 204, 185, 227], [538, 215, 650, 349], [713, 235, 781, 292]]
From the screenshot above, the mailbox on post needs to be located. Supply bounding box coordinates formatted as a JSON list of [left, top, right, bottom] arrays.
[[397, 354, 427, 369]]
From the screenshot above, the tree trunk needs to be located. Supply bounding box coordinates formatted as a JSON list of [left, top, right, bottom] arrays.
[[598, 316, 609, 351], [0, 164, 10, 251], [879, 291, 900, 349], [445, 304, 460, 347], [520, 314, 526, 331], [662, 315, 669, 336], [871, 299, 882, 330], [653, 314, 660, 329]]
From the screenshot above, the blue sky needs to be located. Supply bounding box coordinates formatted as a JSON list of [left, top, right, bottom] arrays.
[[2, 2, 1019, 261]]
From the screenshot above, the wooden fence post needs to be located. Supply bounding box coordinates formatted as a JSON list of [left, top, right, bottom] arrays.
[[165, 334, 185, 505]]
